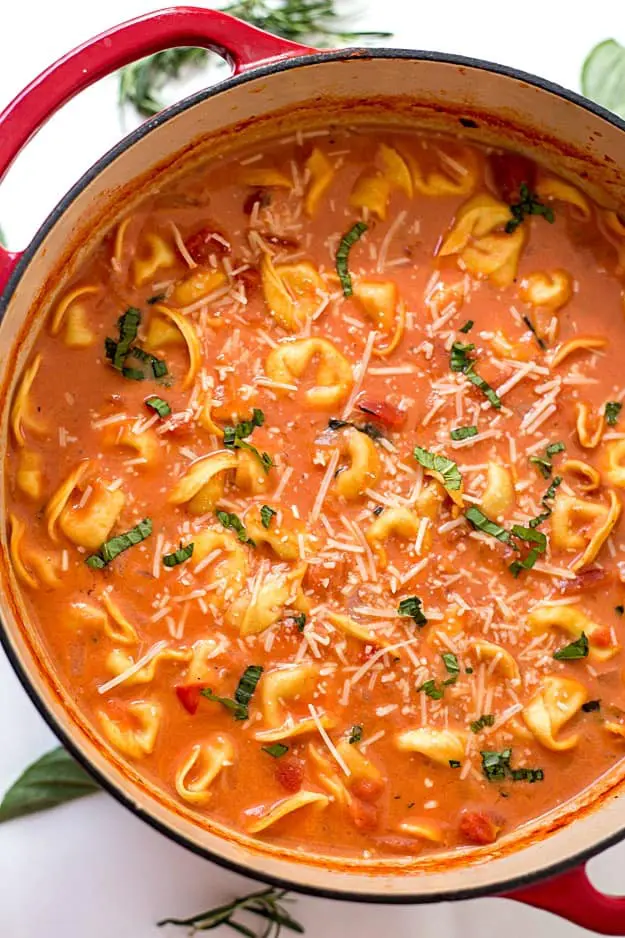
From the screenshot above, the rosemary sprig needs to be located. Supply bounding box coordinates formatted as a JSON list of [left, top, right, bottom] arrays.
[[119, 0, 391, 116], [158, 887, 304, 936]]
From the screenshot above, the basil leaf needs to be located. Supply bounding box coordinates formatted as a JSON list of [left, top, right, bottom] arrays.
[[163, 542, 194, 568], [260, 505, 277, 529], [107, 307, 141, 371], [450, 341, 475, 372], [606, 401, 622, 426], [449, 759, 461, 768], [348, 725, 363, 745], [582, 39, 625, 118], [336, 221, 367, 296], [505, 184, 555, 234], [470, 714, 495, 733], [0, 747, 99, 823], [450, 425, 477, 441], [459, 320, 474, 333], [522, 314, 546, 350], [582, 699, 601, 713], [465, 506, 514, 545], [200, 688, 248, 720], [481, 748, 512, 781], [292, 612, 306, 631], [215, 510, 255, 546], [442, 652, 460, 675], [235, 665, 264, 714], [397, 596, 427, 626], [328, 417, 384, 441], [418, 679, 444, 700], [146, 396, 171, 418], [413, 445, 462, 492], [86, 518, 152, 568], [261, 744, 289, 758], [553, 632, 589, 661], [464, 363, 502, 409]]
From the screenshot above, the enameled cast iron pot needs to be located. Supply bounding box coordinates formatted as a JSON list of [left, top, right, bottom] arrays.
[[3, 7, 625, 931]]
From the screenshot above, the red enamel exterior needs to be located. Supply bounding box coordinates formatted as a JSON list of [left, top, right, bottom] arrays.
[[0, 6, 623, 931]]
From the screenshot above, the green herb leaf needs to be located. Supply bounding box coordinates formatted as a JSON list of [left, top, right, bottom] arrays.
[[529, 475, 562, 528], [450, 341, 475, 372], [223, 410, 272, 473], [200, 688, 248, 720], [397, 596, 427, 627], [235, 665, 264, 715], [450, 342, 501, 408], [147, 292, 166, 305], [157, 885, 304, 935], [215, 510, 255, 546], [508, 525, 547, 577], [553, 631, 589, 661], [163, 542, 194, 568], [582, 699, 601, 713], [442, 652, 460, 676], [606, 401, 622, 426], [348, 725, 363, 745], [450, 425, 478, 442], [464, 363, 502, 409], [481, 748, 511, 781], [292, 612, 307, 632], [465, 506, 514, 545], [0, 747, 100, 823], [262, 744, 289, 758], [522, 314, 546, 350], [582, 40, 625, 119], [449, 759, 461, 768], [260, 505, 277, 529], [146, 395, 171, 418], [85, 518, 152, 568], [530, 442, 565, 479], [616, 605, 625, 616], [413, 446, 462, 492], [328, 417, 384, 441], [336, 221, 367, 296], [459, 320, 474, 333], [546, 441, 566, 457], [506, 183, 555, 234], [418, 679, 444, 700], [470, 714, 496, 734], [106, 308, 141, 371], [510, 767, 544, 783]]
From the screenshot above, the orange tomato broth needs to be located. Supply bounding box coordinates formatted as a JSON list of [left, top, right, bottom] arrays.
[[7, 124, 625, 860]]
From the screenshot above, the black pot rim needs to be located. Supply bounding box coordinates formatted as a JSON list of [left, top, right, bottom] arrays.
[[2, 44, 625, 906]]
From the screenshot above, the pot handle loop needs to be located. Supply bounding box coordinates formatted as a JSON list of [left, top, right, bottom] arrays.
[[505, 863, 625, 935], [0, 5, 313, 290]]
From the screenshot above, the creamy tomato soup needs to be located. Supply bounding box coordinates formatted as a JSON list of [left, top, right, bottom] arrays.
[[8, 125, 625, 859]]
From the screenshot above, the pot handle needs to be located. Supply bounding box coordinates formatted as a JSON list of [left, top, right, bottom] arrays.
[[505, 863, 625, 934], [0, 5, 314, 291]]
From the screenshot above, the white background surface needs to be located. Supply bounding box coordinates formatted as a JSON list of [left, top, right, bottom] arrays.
[[2, 1, 625, 935]]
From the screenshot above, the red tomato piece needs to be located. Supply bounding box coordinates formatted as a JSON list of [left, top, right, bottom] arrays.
[[458, 810, 502, 845], [590, 626, 612, 648], [556, 566, 611, 595], [185, 226, 231, 264], [348, 798, 379, 832], [350, 777, 384, 803], [357, 398, 406, 429], [489, 153, 537, 203], [275, 757, 304, 793], [175, 683, 209, 715]]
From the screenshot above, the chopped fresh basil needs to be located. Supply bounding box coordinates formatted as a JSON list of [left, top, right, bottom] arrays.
[[121, 344, 168, 380], [510, 767, 545, 783], [582, 699, 601, 713], [413, 446, 462, 492], [121, 365, 145, 381], [546, 441, 566, 457], [106, 307, 141, 372], [481, 748, 511, 781], [465, 666, 474, 674], [459, 320, 474, 334], [529, 475, 562, 528], [215, 510, 255, 546], [449, 342, 501, 409], [145, 395, 171, 418], [372, 505, 384, 516], [348, 725, 363, 745], [522, 314, 546, 350], [506, 183, 555, 234], [262, 743, 289, 758], [292, 612, 307, 631], [163, 542, 194, 568], [508, 525, 547, 577], [470, 714, 495, 734], [530, 442, 565, 479], [418, 679, 444, 700], [465, 506, 514, 545], [260, 505, 277, 529], [336, 221, 367, 296], [442, 652, 460, 676], [397, 596, 427, 627], [85, 518, 152, 569], [449, 759, 461, 768], [606, 401, 622, 426], [553, 632, 589, 661], [223, 409, 272, 473], [146, 292, 166, 305], [616, 605, 625, 617], [450, 425, 478, 442], [201, 665, 263, 721]]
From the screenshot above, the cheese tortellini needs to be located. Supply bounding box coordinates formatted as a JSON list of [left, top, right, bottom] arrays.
[[523, 677, 587, 751]]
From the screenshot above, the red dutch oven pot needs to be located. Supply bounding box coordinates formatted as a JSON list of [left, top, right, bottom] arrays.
[[2, 8, 625, 932]]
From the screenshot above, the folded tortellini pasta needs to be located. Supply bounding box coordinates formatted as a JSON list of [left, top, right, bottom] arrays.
[[174, 734, 235, 805], [98, 700, 162, 759], [522, 676, 587, 751], [265, 338, 353, 409]]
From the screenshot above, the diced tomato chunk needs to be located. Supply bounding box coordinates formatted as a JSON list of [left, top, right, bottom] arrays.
[[350, 777, 384, 803], [357, 398, 406, 429], [556, 566, 611, 595], [348, 797, 379, 832], [275, 757, 304, 793], [175, 683, 209, 715], [185, 225, 230, 264], [459, 810, 502, 845], [489, 153, 537, 203], [590, 626, 612, 648]]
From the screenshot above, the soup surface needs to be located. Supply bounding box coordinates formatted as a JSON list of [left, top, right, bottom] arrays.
[[7, 124, 625, 860]]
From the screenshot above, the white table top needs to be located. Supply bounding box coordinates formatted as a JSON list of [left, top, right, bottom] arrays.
[[1, 1, 625, 935]]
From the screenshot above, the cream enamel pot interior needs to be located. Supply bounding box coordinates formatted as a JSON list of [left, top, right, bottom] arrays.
[[3, 7, 625, 932]]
